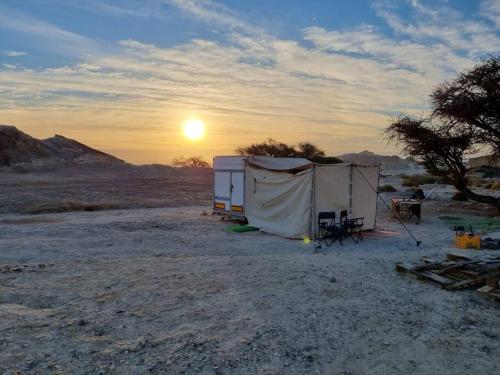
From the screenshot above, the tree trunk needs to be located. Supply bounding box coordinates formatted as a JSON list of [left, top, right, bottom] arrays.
[[460, 186, 500, 213]]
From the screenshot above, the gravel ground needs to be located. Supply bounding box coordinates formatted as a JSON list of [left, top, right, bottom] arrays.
[[0, 167, 212, 214], [0, 201, 499, 374]]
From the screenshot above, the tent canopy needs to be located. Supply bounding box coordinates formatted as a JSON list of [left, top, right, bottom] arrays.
[[244, 159, 379, 239], [244, 156, 313, 171]]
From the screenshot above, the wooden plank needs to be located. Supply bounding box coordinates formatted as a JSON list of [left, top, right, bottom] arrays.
[[477, 285, 494, 294], [412, 262, 445, 272], [444, 279, 478, 290], [395, 263, 413, 273], [446, 253, 472, 261], [415, 270, 455, 286], [437, 261, 480, 275]]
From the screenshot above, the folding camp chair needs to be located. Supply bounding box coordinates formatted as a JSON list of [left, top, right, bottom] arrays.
[[317, 212, 343, 248], [340, 210, 364, 243]]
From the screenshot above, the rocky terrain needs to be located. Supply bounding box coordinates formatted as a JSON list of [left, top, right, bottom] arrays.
[[1, 127, 499, 374], [0, 125, 124, 169], [0, 165, 212, 214], [0, 204, 499, 374]]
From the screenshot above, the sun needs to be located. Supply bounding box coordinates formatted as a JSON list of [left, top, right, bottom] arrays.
[[183, 119, 205, 141]]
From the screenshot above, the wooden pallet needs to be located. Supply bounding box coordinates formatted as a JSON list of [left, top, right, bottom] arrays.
[[396, 253, 500, 299]]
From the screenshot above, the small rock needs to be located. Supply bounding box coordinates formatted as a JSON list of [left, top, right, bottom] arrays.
[[78, 319, 87, 326], [329, 276, 337, 283]]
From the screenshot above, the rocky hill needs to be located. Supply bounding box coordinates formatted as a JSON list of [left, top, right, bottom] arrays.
[[0, 125, 124, 168], [337, 151, 424, 175]]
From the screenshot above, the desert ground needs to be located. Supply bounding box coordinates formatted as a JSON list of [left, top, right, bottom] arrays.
[[0, 170, 499, 374]]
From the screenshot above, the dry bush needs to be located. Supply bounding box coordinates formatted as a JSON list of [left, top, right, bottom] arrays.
[[378, 184, 397, 193], [402, 177, 420, 187], [485, 181, 500, 190], [25, 202, 120, 214], [1, 216, 63, 224], [401, 174, 437, 187]]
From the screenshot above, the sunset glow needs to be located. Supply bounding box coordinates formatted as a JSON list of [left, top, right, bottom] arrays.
[[183, 119, 205, 141], [0, 1, 499, 164]]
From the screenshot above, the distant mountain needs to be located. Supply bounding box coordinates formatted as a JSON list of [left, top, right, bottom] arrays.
[[0, 125, 124, 168], [468, 155, 500, 168], [337, 150, 424, 175]]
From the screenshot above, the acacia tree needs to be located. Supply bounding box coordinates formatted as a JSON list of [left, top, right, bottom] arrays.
[[386, 56, 500, 211], [172, 156, 209, 168], [431, 56, 500, 154], [236, 138, 342, 164]]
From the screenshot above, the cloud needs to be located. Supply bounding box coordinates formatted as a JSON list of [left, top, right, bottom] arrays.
[[166, 0, 265, 36], [2, 63, 18, 69], [0, 0, 499, 163], [47, 0, 165, 19], [480, 0, 500, 28], [0, 5, 101, 58], [4, 50, 27, 57], [373, 0, 500, 56]]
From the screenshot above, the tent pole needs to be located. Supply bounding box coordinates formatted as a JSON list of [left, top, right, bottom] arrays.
[[374, 163, 381, 229], [349, 164, 353, 215], [355, 166, 422, 247], [311, 164, 316, 241]]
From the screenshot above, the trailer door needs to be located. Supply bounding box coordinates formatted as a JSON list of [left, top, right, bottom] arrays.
[[214, 171, 231, 211], [230, 171, 245, 214]]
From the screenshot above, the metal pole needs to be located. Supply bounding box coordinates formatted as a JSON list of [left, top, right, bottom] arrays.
[[355, 166, 422, 246]]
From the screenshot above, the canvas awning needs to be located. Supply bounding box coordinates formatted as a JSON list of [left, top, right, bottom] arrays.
[[244, 156, 313, 171]]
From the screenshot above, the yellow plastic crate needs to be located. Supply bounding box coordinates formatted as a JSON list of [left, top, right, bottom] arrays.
[[455, 234, 481, 249]]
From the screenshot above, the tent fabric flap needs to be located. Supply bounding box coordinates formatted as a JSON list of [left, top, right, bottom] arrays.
[[313, 164, 351, 238], [244, 156, 313, 171], [351, 165, 379, 230], [245, 165, 312, 239]]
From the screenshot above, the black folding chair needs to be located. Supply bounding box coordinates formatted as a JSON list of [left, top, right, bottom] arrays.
[[340, 210, 364, 243], [317, 212, 343, 248]]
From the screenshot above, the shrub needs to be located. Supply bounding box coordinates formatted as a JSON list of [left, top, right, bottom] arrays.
[[172, 156, 209, 168], [402, 177, 420, 187], [25, 202, 119, 214], [418, 175, 437, 184], [401, 174, 437, 187], [452, 191, 468, 201], [487, 181, 500, 190], [378, 184, 397, 193]]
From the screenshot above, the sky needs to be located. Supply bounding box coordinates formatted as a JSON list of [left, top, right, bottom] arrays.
[[1, 0, 500, 164]]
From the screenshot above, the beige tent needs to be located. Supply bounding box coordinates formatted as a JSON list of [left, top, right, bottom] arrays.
[[243, 157, 379, 239]]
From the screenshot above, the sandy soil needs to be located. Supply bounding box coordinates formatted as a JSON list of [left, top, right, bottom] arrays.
[[1, 197, 499, 374]]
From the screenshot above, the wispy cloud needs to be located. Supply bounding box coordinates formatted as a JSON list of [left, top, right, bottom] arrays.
[[166, 0, 264, 36], [0, 5, 101, 58], [2, 63, 18, 69], [4, 50, 27, 57], [50, 0, 165, 19], [373, 0, 500, 56], [480, 0, 500, 28]]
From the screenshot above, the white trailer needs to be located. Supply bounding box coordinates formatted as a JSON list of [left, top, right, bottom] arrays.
[[213, 156, 246, 217]]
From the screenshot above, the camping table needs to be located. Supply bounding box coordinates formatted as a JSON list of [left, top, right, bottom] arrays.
[[391, 198, 421, 224]]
